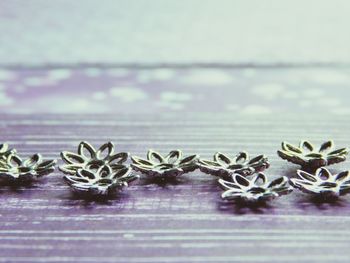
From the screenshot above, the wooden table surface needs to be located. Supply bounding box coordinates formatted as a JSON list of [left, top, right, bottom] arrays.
[[0, 66, 349, 263], [0, 112, 350, 262]]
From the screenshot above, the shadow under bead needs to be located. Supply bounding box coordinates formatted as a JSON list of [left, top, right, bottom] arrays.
[[290, 167, 350, 197], [277, 140, 348, 171], [0, 153, 56, 183], [199, 152, 269, 179], [219, 173, 293, 203], [59, 141, 129, 175], [131, 150, 199, 178]]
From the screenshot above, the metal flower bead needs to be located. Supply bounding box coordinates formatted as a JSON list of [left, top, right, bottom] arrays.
[[59, 141, 129, 175], [0, 143, 16, 164], [199, 152, 269, 178], [219, 173, 292, 202], [277, 140, 348, 170], [0, 153, 56, 183], [131, 150, 199, 178], [64, 165, 139, 195], [290, 167, 350, 197]]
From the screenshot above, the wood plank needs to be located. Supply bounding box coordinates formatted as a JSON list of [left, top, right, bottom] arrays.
[[0, 114, 349, 262]]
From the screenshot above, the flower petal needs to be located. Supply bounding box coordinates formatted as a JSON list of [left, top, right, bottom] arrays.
[[227, 164, 244, 170], [221, 189, 242, 199], [147, 150, 164, 164], [296, 170, 317, 182], [252, 173, 267, 186], [0, 159, 9, 169], [59, 164, 83, 175], [327, 155, 347, 166], [249, 155, 270, 172], [290, 178, 318, 193], [282, 142, 303, 153], [328, 148, 348, 156], [268, 176, 288, 189], [64, 175, 90, 185], [8, 154, 22, 168], [319, 141, 333, 153], [272, 186, 292, 196], [247, 187, 266, 195], [131, 156, 153, 166], [96, 178, 113, 186], [179, 154, 198, 166], [233, 174, 250, 187], [18, 167, 31, 174], [166, 150, 182, 164], [78, 141, 96, 159], [290, 178, 312, 187], [248, 155, 264, 165], [131, 163, 153, 173], [234, 152, 249, 164], [214, 152, 231, 166], [0, 143, 9, 154], [36, 166, 55, 177], [108, 152, 129, 164], [199, 159, 221, 167], [77, 169, 96, 180], [305, 153, 323, 158], [110, 163, 128, 171], [299, 141, 314, 152], [112, 167, 132, 179], [96, 142, 114, 160], [37, 159, 57, 170], [97, 165, 113, 178], [156, 163, 174, 170], [316, 167, 332, 181], [73, 184, 96, 192], [61, 151, 85, 165], [0, 167, 10, 173], [23, 154, 42, 168], [335, 171, 350, 182], [218, 178, 241, 190], [277, 150, 306, 166]]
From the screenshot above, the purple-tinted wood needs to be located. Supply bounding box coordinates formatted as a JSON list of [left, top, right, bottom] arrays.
[[0, 114, 350, 262]]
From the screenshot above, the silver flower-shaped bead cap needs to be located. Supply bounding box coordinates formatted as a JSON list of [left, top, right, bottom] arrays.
[[0, 153, 56, 183], [131, 150, 199, 177], [219, 173, 292, 202], [199, 152, 269, 178], [59, 141, 129, 175], [0, 143, 16, 163], [278, 140, 348, 170], [290, 167, 350, 197], [64, 165, 139, 195]]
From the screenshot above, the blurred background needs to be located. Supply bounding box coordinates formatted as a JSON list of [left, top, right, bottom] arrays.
[[0, 0, 349, 114]]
